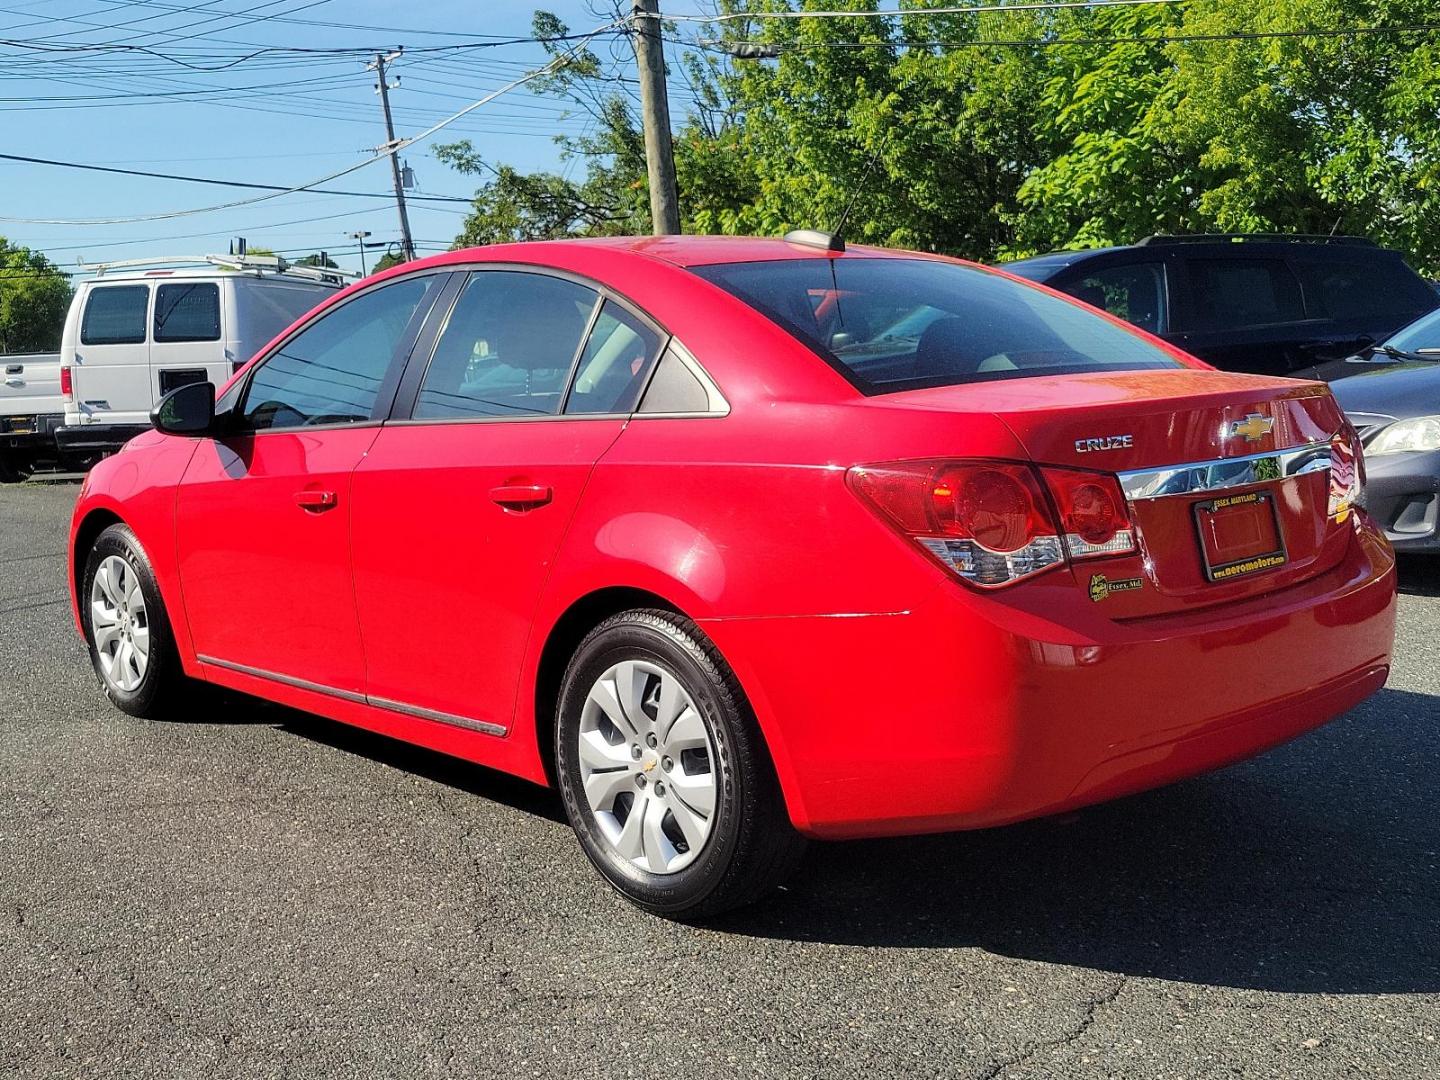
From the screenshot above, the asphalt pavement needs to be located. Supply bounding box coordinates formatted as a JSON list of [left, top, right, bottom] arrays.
[[2, 482, 1437, 1079]]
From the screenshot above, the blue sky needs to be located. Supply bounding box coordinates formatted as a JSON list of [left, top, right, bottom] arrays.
[[1, 0, 709, 277]]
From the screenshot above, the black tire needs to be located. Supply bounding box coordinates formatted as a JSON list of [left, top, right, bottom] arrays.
[[554, 608, 806, 919], [81, 523, 193, 719], [0, 449, 28, 484]]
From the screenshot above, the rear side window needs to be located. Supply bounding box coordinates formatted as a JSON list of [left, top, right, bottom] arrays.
[[1184, 259, 1304, 330], [690, 257, 1181, 394], [241, 277, 430, 430], [1061, 262, 1168, 334], [154, 283, 220, 343], [414, 271, 598, 419], [1293, 257, 1437, 323], [565, 301, 663, 415], [81, 286, 148, 345]]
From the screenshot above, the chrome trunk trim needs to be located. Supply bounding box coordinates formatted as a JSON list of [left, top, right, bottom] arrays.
[[1117, 442, 1331, 502], [198, 655, 507, 737]]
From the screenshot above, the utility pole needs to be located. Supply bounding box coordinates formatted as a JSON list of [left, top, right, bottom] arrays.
[[349, 230, 373, 276], [367, 49, 416, 261], [631, 1, 680, 235]]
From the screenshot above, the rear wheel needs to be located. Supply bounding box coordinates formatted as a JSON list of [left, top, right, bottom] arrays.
[[554, 609, 805, 919], [82, 524, 192, 718]]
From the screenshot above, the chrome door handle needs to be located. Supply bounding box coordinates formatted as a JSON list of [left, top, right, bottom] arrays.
[[294, 490, 338, 512], [489, 483, 552, 510]]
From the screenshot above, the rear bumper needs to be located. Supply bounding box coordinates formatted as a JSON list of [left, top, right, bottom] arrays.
[[707, 514, 1397, 839], [0, 412, 63, 448], [55, 422, 149, 457], [1364, 449, 1440, 552]]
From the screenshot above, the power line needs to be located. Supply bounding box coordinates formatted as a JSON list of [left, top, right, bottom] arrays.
[[0, 16, 623, 224], [695, 20, 1440, 53], [663, 0, 1186, 22], [0, 151, 475, 203]]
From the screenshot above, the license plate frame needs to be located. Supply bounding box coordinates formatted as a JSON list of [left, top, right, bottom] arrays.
[[1192, 490, 1288, 583]]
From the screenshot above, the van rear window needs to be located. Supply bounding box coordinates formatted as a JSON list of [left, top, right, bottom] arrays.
[[81, 286, 148, 346], [154, 283, 220, 343], [689, 257, 1181, 394]]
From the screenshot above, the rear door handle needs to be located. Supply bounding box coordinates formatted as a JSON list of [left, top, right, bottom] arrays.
[[489, 483, 552, 510], [294, 490, 338, 512]]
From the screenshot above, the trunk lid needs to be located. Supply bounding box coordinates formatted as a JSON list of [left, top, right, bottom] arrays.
[[883, 368, 1349, 615]]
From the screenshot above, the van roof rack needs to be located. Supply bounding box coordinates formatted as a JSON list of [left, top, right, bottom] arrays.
[[1136, 233, 1378, 247], [76, 253, 355, 286]]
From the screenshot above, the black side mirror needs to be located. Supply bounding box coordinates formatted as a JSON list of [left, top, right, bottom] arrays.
[[151, 381, 216, 435]]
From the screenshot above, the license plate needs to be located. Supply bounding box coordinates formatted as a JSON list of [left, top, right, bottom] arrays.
[[1193, 491, 1287, 582]]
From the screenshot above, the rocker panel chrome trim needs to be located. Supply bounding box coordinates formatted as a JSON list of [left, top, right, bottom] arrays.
[[197, 655, 507, 737]]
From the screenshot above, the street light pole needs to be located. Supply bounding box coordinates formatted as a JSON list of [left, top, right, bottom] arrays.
[[350, 229, 373, 276], [367, 49, 416, 262]]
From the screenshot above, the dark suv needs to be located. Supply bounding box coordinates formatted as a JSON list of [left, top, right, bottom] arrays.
[[1002, 235, 1439, 380]]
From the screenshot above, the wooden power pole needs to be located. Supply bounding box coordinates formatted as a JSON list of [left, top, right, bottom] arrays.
[[368, 50, 416, 262], [631, 1, 680, 235]]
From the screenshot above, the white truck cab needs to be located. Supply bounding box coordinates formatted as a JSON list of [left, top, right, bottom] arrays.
[[56, 255, 344, 464]]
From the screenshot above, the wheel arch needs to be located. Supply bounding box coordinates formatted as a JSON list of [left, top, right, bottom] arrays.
[[530, 586, 684, 787], [70, 506, 126, 637]]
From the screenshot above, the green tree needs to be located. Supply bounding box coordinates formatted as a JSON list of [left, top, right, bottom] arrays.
[[373, 251, 407, 272], [295, 252, 339, 269], [0, 238, 71, 354]]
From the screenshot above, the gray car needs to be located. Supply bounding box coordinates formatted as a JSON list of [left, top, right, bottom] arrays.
[[1331, 308, 1440, 552]]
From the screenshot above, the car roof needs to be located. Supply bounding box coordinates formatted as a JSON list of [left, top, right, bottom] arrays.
[[79, 268, 337, 286], [403, 234, 934, 272]]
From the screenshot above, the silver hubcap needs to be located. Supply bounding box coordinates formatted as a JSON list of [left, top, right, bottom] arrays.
[[577, 660, 717, 875], [90, 555, 149, 693]]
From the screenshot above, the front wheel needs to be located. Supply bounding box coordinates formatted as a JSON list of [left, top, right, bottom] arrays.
[[82, 524, 192, 718], [554, 609, 805, 919]]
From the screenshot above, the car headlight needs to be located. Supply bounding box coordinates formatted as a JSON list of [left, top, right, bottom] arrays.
[[1367, 415, 1440, 456]]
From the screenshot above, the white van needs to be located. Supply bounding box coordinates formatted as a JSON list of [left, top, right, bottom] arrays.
[[56, 257, 343, 464]]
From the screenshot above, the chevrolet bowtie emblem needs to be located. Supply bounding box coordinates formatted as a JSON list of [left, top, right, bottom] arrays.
[[642, 758, 658, 772], [1228, 413, 1274, 442]]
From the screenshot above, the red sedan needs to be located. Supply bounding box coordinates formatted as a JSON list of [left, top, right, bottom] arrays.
[[68, 235, 1396, 918]]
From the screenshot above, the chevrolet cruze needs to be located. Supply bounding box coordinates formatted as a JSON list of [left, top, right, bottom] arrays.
[[68, 235, 1397, 918]]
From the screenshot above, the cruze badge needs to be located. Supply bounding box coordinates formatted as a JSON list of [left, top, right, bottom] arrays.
[[1075, 434, 1133, 454], [1228, 413, 1274, 442]]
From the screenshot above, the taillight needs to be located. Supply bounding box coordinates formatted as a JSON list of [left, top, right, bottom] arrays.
[[1040, 467, 1138, 559], [60, 365, 72, 399], [1328, 425, 1364, 522], [848, 459, 1136, 588]]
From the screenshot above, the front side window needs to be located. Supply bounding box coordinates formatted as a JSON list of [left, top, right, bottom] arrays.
[[690, 257, 1183, 394], [1061, 262, 1168, 334], [565, 301, 663, 415], [1184, 258, 1304, 330], [154, 283, 220, 343], [81, 286, 149, 345], [240, 277, 429, 430], [414, 271, 598, 420]]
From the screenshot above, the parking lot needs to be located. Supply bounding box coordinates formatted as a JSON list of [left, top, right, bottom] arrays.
[[1, 480, 1436, 1079]]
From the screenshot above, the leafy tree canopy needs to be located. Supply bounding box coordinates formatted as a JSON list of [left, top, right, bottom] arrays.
[[0, 237, 71, 354], [438, 1, 1440, 271]]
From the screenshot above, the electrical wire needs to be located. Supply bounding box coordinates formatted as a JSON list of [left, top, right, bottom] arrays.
[[657, 0, 1187, 22], [0, 17, 624, 225]]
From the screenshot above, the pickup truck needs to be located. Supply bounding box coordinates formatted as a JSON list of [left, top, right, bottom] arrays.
[[0, 352, 63, 481]]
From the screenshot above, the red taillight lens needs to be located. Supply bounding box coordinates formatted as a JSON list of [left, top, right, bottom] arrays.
[[59, 365, 72, 399], [850, 460, 1064, 587], [850, 459, 1139, 588], [1328, 425, 1364, 522], [1040, 467, 1138, 559]]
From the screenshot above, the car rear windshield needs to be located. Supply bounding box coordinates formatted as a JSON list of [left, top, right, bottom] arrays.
[[690, 257, 1182, 394]]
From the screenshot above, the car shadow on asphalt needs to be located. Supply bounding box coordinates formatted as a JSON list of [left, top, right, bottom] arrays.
[[711, 686, 1440, 995], [1397, 554, 1440, 596]]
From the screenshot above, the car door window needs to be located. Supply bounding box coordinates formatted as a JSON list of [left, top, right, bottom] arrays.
[[81, 286, 149, 345], [1061, 262, 1168, 334], [154, 283, 220, 342], [414, 271, 598, 420], [565, 301, 664, 415], [240, 277, 430, 430], [1293, 258, 1437, 322], [1184, 259, 1304, 330]]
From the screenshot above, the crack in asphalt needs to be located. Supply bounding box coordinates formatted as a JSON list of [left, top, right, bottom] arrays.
[[978, 973, 1128, 1079]]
